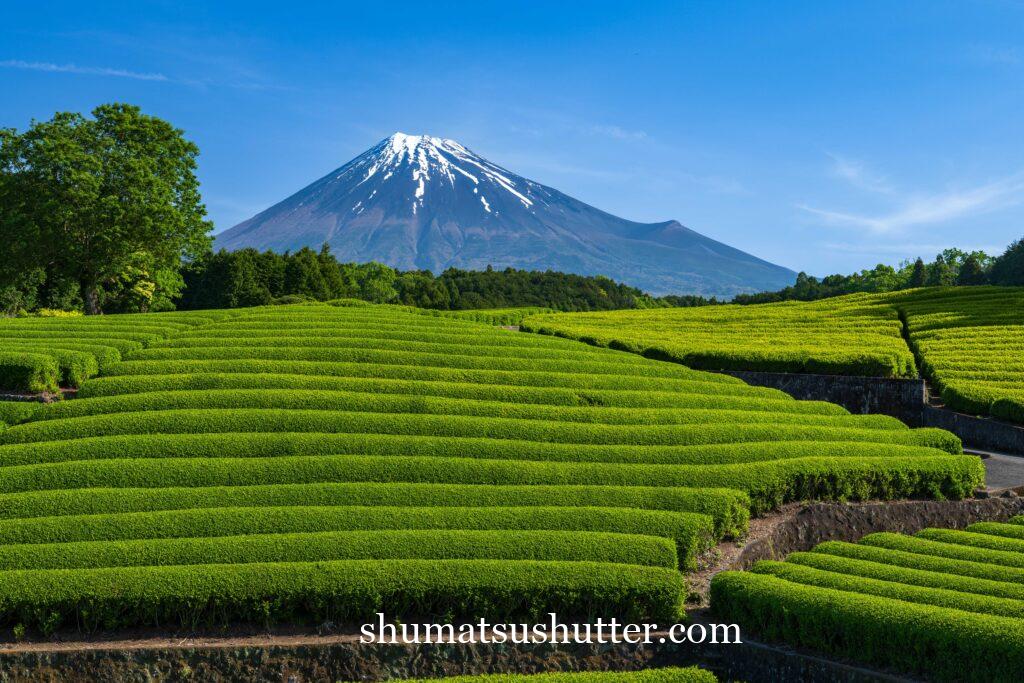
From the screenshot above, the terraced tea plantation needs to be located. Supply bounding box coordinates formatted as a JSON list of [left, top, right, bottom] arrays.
[[0, 303, 980, 635], [522, 294, 916, 377], [899, 287, 1024, 424], [712, 516, 1024, 681], [523, 286, 1024, 424]]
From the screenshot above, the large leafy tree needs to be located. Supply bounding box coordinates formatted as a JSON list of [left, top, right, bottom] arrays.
[[0, 103, 211, 314]]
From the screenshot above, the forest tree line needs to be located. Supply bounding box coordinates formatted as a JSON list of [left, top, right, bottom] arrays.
[[732, 241, 1024, 305], [177, 246, 662, 312]]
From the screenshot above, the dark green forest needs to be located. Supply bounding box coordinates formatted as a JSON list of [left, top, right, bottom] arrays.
[[177, 246, 661, 312]]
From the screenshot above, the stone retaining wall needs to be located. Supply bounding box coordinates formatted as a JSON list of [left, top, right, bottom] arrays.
[[733, 496, 1024, 569], [920, 405, 1024, 456], [0, 634, 911, 683], [721, 370, 926, 422], [722, 370, 1024, 455]]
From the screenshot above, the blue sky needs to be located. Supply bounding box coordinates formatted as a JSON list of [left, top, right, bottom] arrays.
[[3, 1, 1023, 276]]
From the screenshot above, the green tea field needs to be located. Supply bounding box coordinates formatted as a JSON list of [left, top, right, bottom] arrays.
[[523, 286, 1024, 423], [522, 293, 915, 377], [0, 302, 980, 635], [899, 287, 1024, 423]]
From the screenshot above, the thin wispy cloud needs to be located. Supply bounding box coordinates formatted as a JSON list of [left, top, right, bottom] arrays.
[[800, 155, 1024, 234], [586, 124, 648, 141], [826, 153, 894, 195], [0, 57, 287, 91], [0, 59, 168, 81]]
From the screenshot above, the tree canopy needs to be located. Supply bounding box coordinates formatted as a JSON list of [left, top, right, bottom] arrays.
[[990, 238, 1024, 286], [0, 103, 211, 314]]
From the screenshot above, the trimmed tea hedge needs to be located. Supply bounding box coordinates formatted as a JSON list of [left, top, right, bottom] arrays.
[[0, 483, 750, 540], [20, 389, 906, 429], [0, 559, 686, 632], [75, 373, 847, 413], [0, 352, 60, 393], [0, 529, 680, 571], [0, 453, 982, 515], [0, 409, 957, 451], [0, 431, 958, 469]]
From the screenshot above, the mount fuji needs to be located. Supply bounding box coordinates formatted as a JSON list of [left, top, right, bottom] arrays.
[[216, 133, 795, 296]]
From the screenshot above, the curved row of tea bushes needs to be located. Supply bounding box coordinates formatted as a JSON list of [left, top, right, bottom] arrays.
[[0, 559, 686, 633], [0, 302, 979, 634], [0, 453, 982, 515], [0, 529, 680, 571], [0, 433, 952, 469], [410, 668, 717, 683], [0, 483, 751, 538], [121, 346, 746, 379], [74, 373, 847, 413], [96, 361, 793, 395], [752, 559, 1024, 617], [711, 516, 1024, 681], [0, 402, 39, 428], [0, 409, 956, 450], [0, 330, 159, 347], [1, 342, 121, 369], [402, 305, 556, 326], [17, 390, 900, 429], [810, 538, 1024, 584], [152, 330, 628, 354], [140, 336, 676, 363]]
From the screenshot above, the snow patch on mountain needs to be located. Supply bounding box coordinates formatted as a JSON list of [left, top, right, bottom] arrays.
[[353, 133, 533, 212]]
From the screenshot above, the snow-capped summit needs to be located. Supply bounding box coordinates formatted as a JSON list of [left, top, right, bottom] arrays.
[[216, 132, 795, 296], [355, 133, 535, 215]]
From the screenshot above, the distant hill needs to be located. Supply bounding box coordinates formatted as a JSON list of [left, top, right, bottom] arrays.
[[216, 133, 796, 296]]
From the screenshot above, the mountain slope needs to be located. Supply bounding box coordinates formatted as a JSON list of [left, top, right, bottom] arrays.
[[216, 133, 795, 296]]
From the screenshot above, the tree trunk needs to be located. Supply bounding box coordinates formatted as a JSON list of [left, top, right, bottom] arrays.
[[83, 283, 101, 315]]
